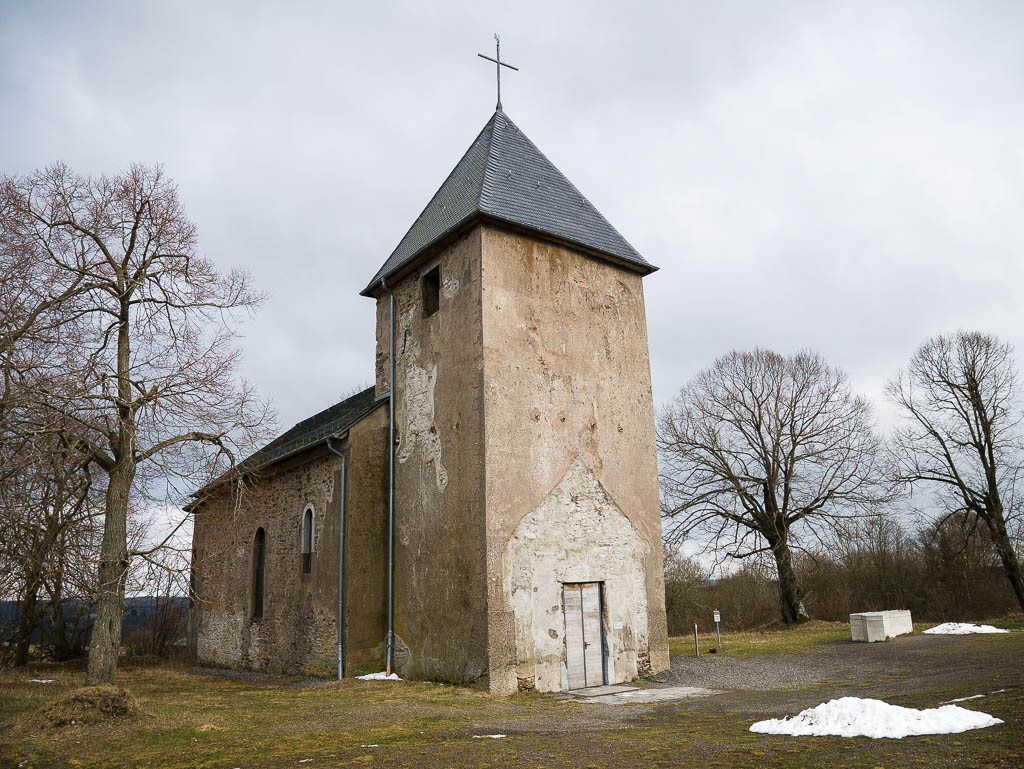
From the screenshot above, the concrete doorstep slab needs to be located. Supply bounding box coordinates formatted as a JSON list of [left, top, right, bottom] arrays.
[[571, 685, 722, 705], [567, 685, 640, 697]]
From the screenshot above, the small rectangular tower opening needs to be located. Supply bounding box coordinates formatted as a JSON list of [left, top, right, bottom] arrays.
[[422, 264, 440, 317]]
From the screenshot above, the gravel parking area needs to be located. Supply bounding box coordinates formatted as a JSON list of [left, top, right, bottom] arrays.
[[663, 632, 1022, 694]]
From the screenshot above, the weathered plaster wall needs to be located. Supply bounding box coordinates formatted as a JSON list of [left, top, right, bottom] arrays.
[[503, 459, 650, 692], [479, 225, 669, 693], [339, 407, 390, 674], [190, 408, 388, 676], [373, 226, 489, 683]]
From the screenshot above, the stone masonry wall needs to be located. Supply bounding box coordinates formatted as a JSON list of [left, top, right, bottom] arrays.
[[191, 406, 388, 676]]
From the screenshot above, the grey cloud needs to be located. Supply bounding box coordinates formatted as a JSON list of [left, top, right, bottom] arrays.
[[2, 0, 1021, 435]]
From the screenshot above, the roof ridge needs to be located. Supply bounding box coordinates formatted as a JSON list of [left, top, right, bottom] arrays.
[[481, 112, 641, 255], [478, 109, 503, 211], [367, 115, 497, 291]]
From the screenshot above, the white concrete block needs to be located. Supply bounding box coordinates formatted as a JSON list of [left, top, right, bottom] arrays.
[[849, 610, 913, 642], [882, 610, 913, 637]]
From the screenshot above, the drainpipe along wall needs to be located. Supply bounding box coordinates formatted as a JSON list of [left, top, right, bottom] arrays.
[[380, 277, 396, 675], [325, 436, 346, 680]]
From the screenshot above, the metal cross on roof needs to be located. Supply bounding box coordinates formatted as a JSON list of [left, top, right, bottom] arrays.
[[477, 33, 518, 112]]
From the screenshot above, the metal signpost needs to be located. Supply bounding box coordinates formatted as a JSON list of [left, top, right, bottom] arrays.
[[714, 609, 721, 648]]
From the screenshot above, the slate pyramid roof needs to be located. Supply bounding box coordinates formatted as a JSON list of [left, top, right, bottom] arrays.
[[361, 110, 655, 296]]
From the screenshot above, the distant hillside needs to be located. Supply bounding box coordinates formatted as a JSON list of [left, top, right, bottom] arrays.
[[0, 596, 188, 644]]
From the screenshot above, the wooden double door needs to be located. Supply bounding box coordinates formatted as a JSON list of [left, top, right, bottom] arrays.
[[563, 582, 606, 689]]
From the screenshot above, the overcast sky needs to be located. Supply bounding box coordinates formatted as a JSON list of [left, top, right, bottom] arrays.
[[3, 0, 1022, 440]]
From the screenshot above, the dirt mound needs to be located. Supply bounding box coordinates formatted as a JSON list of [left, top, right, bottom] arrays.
[[39, 685, 145, 727]]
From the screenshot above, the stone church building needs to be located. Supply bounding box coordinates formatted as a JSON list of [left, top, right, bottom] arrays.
[[189, 107, 670, 694]]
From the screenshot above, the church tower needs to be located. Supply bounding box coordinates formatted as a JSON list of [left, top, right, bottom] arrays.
[[363, 108, 669, 693]]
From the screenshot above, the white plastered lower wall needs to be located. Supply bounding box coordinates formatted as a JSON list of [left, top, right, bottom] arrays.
[[502, 459, 649, 692]]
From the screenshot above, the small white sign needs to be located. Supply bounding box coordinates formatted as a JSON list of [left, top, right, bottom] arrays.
[[713, 610, 721, 623]]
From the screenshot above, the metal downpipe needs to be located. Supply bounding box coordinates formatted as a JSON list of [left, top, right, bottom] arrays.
[[326, 436, 346, 680], [381, 277, 396, 675]]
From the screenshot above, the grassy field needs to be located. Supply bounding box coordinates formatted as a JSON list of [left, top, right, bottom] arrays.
[[668, 616, 1024, 657], [1, 624, 1021, 769], [669, 620, 850, 657]]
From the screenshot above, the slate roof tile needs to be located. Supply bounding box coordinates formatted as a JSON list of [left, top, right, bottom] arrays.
[[362, 110, 653, 295], [237, 386, 381, 473]]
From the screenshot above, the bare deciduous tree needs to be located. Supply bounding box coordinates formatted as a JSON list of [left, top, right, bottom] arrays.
[[1, 176, 103, 422], [0, 163, 272, 683], [658, 349, 889, 624], [888, 331, 1024, 611], [0, 432, 98, 666]]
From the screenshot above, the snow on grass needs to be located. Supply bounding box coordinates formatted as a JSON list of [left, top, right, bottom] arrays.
[[940, 688, 1007, 705], [749, 696, 1003, 738], [923, 622, 1009, 635], [27, 679, 55, 684], [941, 694, 986, 704], [472, 734, 507, 739], [355, 671, 401, 681]]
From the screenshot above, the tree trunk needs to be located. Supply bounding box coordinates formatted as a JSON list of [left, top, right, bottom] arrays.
[[771, 539, 809, 624], [86, 297, 134, 686], [52, 595, 68, 661], [51, 554, 69, 661], [987, 511, 1024, 612], [14, 582, 40, 666], [85, 458, 133, 684]]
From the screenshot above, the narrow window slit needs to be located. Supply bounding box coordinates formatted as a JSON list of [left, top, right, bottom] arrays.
[[301, 506, 314, 574], [422, 265, 440, 318], [252, 528, 266, 620]]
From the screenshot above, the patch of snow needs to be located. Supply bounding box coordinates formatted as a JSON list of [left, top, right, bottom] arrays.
[[472, 734, 506, 739], [298, 760, 313, 764], [923, 622, 1009, 635], [355, 671, 401, 680], [360, 744, 380, 748], [750, 697, 1003, 738], [27, 679, 55, 684], [941, 694, 985, 704]]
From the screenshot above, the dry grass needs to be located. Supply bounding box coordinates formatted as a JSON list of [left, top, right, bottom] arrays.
[[1, 636, 1021, 769]]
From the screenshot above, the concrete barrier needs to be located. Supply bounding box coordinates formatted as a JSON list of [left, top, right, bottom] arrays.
[[849, 610, 913, 642]]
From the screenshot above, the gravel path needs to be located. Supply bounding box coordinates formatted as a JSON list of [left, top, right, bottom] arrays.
[[662, 633, 1014, 692]]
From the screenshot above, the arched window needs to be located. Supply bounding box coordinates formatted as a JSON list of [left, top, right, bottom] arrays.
[[301, 505, 314, 574], [252, 528, 266, 620]]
